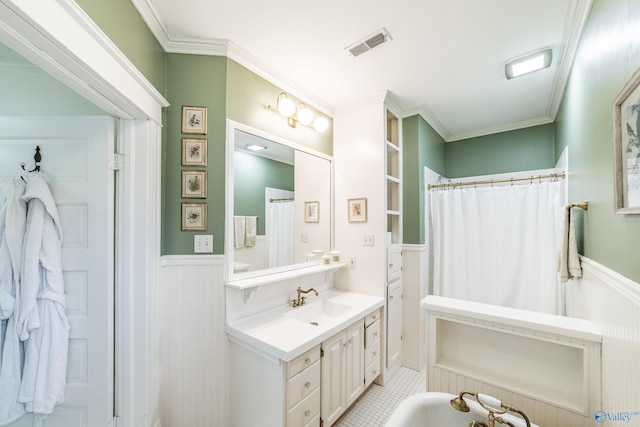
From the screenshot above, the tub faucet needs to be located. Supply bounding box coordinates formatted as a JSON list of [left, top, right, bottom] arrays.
[[292, 287, 319, 307], [450, 390, 531, 427]]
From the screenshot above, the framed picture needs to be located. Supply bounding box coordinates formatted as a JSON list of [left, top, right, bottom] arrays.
[[181, 105, 208, 135], [613, 65, 640, 214], [348, 197, 367, 222], [181, 170, 207, 198], [181, 203, 207, 231], [182, 138, 207, 167], [304, 201, 320, 222]]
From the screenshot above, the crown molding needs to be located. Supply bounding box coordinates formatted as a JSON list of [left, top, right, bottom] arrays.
[[546, 0, 594, 120]]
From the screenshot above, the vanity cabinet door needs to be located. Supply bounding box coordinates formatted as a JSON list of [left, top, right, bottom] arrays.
[[345, 321, 364, 407], [321, 332, 345, 426]]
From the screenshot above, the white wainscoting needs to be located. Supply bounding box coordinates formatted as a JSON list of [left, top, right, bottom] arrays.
[[157, 256, 228, 427], [566, 257, 640, 422], [401, 244, 429, 371]]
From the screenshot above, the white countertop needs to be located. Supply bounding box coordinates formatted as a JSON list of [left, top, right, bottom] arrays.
[[227, 289, 384, 361]]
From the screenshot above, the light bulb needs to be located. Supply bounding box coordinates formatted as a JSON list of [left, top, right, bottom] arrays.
[[277, 97, 295, 117], [298, 107, 313, 125], [313, 116, 329, 132]]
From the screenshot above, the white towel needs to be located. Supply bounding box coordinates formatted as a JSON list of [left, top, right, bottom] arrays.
[[234, 216, 245, 249], [559, 206, 582, 282], [244, 216, 257, 247]]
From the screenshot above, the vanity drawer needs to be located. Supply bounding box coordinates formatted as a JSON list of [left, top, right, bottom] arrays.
[[364, 309, 380, 327], [365, 359, 381, 386], [364, 319, 380, 348], [287, 360, 320, 408], [287, 345, 320, 379], [287, 386, 320, 427], [364, 338, 381, 367]]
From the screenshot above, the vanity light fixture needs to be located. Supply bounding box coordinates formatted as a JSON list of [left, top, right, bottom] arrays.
[[505, 47, 552, 79], [268, 92, 329, 132]]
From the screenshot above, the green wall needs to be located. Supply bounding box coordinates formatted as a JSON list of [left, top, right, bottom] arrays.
[[75, 0, 166, 92], [226, 60, 333, 156], [555, 0, 640, 282], [402, 115, 446, 244], [162, 54, 227, 255], [445, 124, 556, 178], [234, 151, 294, 236]]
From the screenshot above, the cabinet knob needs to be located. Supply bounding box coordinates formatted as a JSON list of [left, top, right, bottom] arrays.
[[305, 381, 311, 389], [348, 338, 353, 344], [373, 351, 377, 357], [305, 410, 311, 417], [390, 295, 394, 299], [304, 357, 311, 365], [374, 331, 378, 337]]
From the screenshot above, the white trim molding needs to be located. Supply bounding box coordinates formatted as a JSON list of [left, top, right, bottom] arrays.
[[0, 0, 168, 123]]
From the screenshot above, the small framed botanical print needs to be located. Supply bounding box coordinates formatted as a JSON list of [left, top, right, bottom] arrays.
[[181, 105, 208, 135], [181, 170, 207, 198], [182, 138, 207, 167], [348, 197, 367, 222], [181, 203, 207, 231], [304, 201, 319, 222]]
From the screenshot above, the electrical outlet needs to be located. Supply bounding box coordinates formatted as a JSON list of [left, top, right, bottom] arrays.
[[349, 256, 357, 269], [194, 235, 213, 253], [363, 233, 374, 246]]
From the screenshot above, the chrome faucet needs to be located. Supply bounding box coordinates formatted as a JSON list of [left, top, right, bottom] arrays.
[[292, 287, 319, 307]]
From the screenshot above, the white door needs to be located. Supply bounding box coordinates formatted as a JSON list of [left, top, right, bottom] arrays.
[[0, 116, 115, 426], [387, 280, 402, 368]]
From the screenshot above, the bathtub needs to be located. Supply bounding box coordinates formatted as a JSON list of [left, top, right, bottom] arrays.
[[385, 392, 537, 427]]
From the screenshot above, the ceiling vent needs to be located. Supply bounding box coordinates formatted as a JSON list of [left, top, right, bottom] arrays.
[[346, 28, 391, 57]]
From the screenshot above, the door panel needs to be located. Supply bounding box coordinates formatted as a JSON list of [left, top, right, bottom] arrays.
[[0, 116, 114, 426]]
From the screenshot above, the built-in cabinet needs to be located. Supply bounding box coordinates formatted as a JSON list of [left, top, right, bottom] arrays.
[[333, 95, 404, 385], [364, 310, 382, 387], [384, 108, 403, 377]]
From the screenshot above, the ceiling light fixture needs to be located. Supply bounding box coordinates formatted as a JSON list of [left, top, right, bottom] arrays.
[[505, 47, 553, 80], [246, 143, 267, 151], [267, 92, 329, 132]]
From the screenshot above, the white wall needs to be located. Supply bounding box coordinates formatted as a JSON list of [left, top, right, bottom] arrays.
[[566, 257, 640, 422], [333, 99, 386, 297]]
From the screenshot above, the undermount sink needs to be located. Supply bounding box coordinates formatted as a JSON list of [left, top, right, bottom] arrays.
[[284, 299, 351, 325]]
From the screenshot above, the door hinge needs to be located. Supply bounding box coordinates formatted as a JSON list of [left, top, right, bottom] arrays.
[[108, 153, 124, 171], [320, 418, 324, 427], [320, 348, 324, 358]]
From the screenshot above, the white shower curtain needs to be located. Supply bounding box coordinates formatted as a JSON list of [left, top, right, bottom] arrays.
[[430, 180, 564, 314], [267, 200, 295, 268]]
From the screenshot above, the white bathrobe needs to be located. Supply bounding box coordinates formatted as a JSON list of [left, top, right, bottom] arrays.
[[0, 178, 27, 425], [16, 174, 69, 421]]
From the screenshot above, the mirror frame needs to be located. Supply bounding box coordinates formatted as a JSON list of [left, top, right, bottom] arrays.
[[225, 119, 334, 282]]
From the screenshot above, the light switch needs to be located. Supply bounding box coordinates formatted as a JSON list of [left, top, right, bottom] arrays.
[[363, 233, 374, 246], [194, 235, 213, 253], [300, 232, 309, 243]]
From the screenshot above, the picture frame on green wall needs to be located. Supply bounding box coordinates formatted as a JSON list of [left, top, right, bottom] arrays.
[[181, 138, 207, 166], [613, 65, 640, 214], [181, 105, 208, 135], [181, 202, 207, 231], [182, 170, 207, 198]]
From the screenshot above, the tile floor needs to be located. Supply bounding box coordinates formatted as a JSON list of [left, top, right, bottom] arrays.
[[333, 367, 426, 427]]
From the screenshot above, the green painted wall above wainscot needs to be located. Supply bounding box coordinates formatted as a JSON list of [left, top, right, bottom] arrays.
[[445, 124, 557, 178], [74, 0, 166, 93], [402, 115, 446, 245], [162, 54, 227, 255], [555, 0, 640, 283]]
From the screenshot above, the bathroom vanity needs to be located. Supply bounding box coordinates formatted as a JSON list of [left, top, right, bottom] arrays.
[[227, 289, 383, 427]]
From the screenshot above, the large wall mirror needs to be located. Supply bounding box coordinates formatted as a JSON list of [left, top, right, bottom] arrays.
[[225, 120, 333, 281]]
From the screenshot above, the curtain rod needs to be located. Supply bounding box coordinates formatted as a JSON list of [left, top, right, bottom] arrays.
[[269, 197, 294, 203], [428, 172, 565, 190]]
